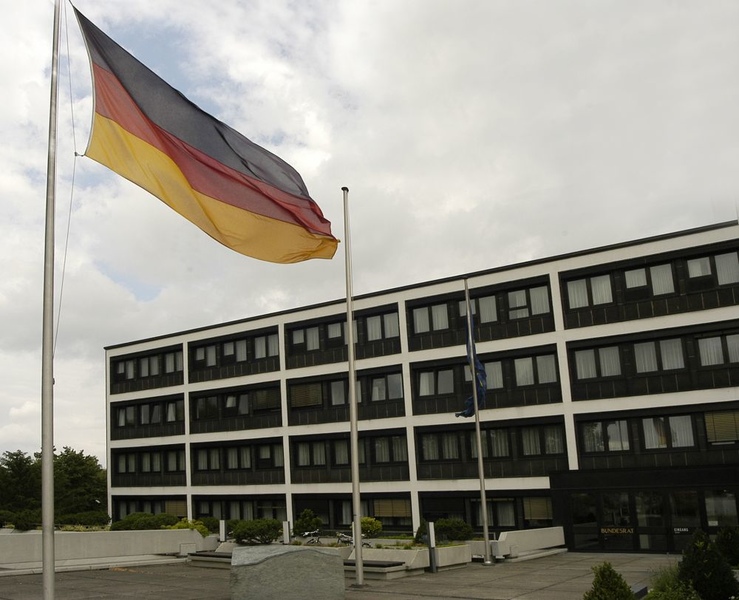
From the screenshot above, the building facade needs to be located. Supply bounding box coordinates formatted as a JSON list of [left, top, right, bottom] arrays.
[[106, 222, 739, 553]]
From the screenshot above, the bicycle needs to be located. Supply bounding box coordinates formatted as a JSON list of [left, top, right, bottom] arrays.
[[336, 531, 372, 548], [300, 528, 321, 545]]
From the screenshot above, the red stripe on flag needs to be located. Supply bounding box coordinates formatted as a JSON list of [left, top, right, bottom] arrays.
[[91, 64, 334, 238]]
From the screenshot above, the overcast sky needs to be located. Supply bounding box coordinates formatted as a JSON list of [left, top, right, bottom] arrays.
[[2, 0, 738, 465]]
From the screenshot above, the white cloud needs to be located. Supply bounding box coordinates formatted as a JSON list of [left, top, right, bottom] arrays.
[[1, 0, 738, 464]]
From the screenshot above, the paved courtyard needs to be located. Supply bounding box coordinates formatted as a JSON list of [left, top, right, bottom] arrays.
[[0, 552, 677, 599]]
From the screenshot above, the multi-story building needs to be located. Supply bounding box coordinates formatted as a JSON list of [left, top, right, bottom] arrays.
[[105, 221, 739, 553]]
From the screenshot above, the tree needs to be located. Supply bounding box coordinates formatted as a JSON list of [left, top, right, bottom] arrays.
[[0, 450, 41, 513], [678, 529, 739, 600], [53, 447, 107, 516], [583, 562, 635, 600], [0, 447, 107, 526]]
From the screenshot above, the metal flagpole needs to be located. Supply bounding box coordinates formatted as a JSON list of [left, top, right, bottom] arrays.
[[342, 187, 365, 586], [42, 0, 62, 597], [464, 279, 493, 565]]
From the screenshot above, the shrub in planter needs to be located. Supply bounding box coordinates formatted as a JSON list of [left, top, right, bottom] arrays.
[[414, 519, 428, 544], [167, 518, 209, 537], [361, 516, 382, 538], [57, 511, 111, 527], [715, 526, 739, 567], [293, 509, 322, 536], [232, 519, 282, 545], [110, 512, 179, 531], [582, 562, 635, 600], [12, 510, 40, 532], [0, 510, 15, 528], [434, 518, 473, 542], [677, 529, 739, 600], [644, 564, 699, 600], [199, 516, 220, 534]]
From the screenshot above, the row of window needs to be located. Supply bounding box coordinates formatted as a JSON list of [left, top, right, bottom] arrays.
[[115, 399, 184, 427], [109, 246, 739, 388], [115, 442, 284, 475], [113, 350, 183, 382], [580, 409, 739, 454], [113, 407, 739, 476], [572, 331, 739, 380], [565, 250, 739, 309], [289, 311, 401, 350], [411, 284, 551, 335], [191, 333, 279, 368]]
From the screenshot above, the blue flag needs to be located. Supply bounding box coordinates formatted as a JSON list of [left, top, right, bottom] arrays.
[[456, 316, 487, 418]]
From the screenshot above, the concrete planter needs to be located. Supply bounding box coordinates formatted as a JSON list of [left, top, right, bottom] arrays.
[[433, 544, 472, 570]]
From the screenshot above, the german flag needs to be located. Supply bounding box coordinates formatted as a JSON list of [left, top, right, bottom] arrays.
[[74, 9, 338, 264]]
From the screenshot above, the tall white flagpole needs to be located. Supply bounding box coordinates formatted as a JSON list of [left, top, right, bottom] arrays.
[[42, 0, 62, 597], [342, 187, 364, 586], [464, 279, 493, 565]]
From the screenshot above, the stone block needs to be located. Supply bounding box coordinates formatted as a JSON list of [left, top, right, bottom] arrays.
[[231, 545, 344, 600]]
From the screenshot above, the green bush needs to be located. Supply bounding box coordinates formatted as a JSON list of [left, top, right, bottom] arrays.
[[167, 518, 209, 537], [199, 516, 220, 534], [414, 519, 428, 544], [715, 526, 739, 567], [293, 509, 322, 536], [12, 510, 40, 532], [434, 518, 473, 542], [110, 512, 179, 531], [56, 511, 111, 527], [0, 510, 15, 528], [361, 516, 382, 538], [644, 564, 700, 600], [677, 529, 739, 600], [231, 519, 282, 545], [583, 562, 636, 600]]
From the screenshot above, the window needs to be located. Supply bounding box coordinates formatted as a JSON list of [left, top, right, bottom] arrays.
[[470, 428, 510, 457], [290, 382, 323, 408], [365, 312, 400, 341], [164, 350, 183, 373], [296, 441, 327, 467], [292, 326, 320, 351], [370, 373, 403, 401], [507, 286, 550, 319], [412, 303, 449, 334], [165, 400, 184, 422], [195, 396, 219, 420], [420, 432, 458, 461], [165, 449, 185, 472], [574, 346, 621, 379], [581, 420, 630, 453], [460, 295, 499, 323], [327, 322, 343, 342], [483, 361, 504, 389], [633, 339, 684, 373], [625, 264, 675, 296], [698, 334, 739, 366], [116, 453, 137, 474], [255, 443, 284, 468], [514, 354, 558, 386], [196, 448, 221, 471], [254, 334, 278, 359], [567, 275, 613, 309], [688, 252, 739, 285], [418, 369, 454, 396], [225, 446, 251, 470], [705, 410, 739, 444], [716, 252, 739, 284], [642, 415, 695, 449], [521, 425, 565, 456]]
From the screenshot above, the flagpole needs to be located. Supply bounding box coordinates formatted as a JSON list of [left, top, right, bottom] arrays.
[[464, 279, 493, 565], [42, 0, 62, 597], [342, 187, 365, 586]]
